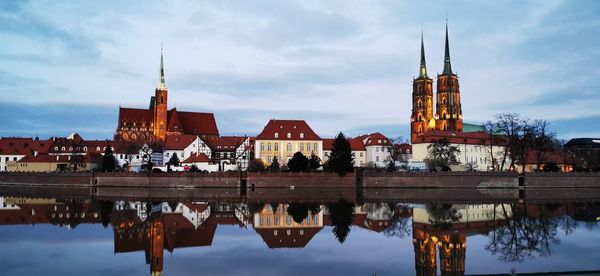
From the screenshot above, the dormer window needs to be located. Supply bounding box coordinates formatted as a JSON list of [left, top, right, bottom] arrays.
[[287, 133, 291, 139], [61, 146, 66, 151], [300, 133, 304, 139], [83, 147, 87, 152], [54, 146, 59, 151], [274, 132, 279, 138]]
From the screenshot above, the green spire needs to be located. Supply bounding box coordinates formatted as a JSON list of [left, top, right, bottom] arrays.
[[419, 30, 428, 78], [442, 20, 453, 75], [158, 46, 167, 90]]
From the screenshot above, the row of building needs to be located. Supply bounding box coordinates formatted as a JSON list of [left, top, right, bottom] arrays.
[[2, 25, 598, 173]]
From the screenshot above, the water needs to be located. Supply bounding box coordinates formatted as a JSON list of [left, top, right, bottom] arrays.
[[1, 188, 599, 276]]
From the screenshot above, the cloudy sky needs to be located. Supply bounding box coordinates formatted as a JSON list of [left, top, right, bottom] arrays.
[[0, 0, 599, 140]]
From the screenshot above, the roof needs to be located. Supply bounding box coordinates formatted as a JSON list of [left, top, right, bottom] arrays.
[[164, 134, 197, 150], [255, 227, 322, 248], [181, 153, 211, 163], [565, 138, 600, 148], [167, 108, 219, 136], [203, 136, 247, 152], [462, 123, 484, 133], [413, 130, 506, 146], [523, 150, 568, 165], [0, 137, 52, 156], [361, 132, 390, 147], [322, 138, 366, 151], [117, 108, 153, 125], [256, 119, 321, 141]]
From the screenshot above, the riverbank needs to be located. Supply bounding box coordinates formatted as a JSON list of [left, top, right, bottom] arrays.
[[1, 171, 599, 189]]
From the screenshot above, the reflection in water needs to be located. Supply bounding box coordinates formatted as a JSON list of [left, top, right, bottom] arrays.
[[1, 195, 600, 275]]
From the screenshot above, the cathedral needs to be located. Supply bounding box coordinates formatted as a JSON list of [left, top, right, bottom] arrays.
[[411, 23, 463, 143], [114, 49, 219, 143]]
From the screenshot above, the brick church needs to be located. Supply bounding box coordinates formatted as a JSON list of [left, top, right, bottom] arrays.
[[410, 22, 463, 143], [114, 49, 219, 143]]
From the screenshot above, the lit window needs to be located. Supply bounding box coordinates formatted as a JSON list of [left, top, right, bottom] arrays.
[[287, 133, 291, 138]]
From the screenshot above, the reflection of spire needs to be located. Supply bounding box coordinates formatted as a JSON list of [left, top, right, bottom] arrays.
[[158, 45, 167, 90], [419, 30, 428, 79], [149, 220, 164, 276], [442, 20, 453, 75]]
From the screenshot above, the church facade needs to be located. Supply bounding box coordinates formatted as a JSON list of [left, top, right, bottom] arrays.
[[114, 49, 219, 143], [411, 23, 463, 143]]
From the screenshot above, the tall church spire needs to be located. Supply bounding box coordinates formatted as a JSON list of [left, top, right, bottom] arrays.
[[158, 46, 167, 90], [442, 20, 453, 75], [419, 30, 428, 78]]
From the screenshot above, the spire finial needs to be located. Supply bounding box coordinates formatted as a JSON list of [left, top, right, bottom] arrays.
[[158, 44, 167, 90], [419, 29, 428, 78], [442, 19, 453, 75]]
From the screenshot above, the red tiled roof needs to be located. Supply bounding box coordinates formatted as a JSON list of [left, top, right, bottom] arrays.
[[182, 203, 209, 213], [256, 119, 321, 141], [322, 138, 366, 151], [0, 137, 52, 156], [118, 108, 153, 125], [164, 134, 197, 150], [168, 109, 219, 136], [182, 153, 211, 163], [363, 132, 390, 146], [203, 136, 247, 152], [17, 153, 103, 163], [414, 130, 505, 145], [255, 227, 322, 248]]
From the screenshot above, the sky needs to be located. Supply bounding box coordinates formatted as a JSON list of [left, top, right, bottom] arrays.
[[0, 0, 599, 140]]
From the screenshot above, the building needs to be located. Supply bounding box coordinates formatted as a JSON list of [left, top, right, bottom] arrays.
[[254, 119, 323, 166], [114, 49, 218, 143], [200, 136, 252, 171], [253, 203, 323, 248], [409, 24, 506, 171], [356, 132, 393, 167], [565, 138, 600, 170], [8, 152, 103, 172], [0, 137, 51, 172], [516, 150, 574, 173]]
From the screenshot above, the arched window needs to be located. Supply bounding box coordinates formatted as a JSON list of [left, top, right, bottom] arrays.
[[300, 133, 304, 139], [274, 132, 279, 138], [61, 146, 66, 151], [287, 133, 291, 138]]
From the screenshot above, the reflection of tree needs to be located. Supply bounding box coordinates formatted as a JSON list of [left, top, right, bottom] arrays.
[[100, 200, 113, 228], [425, 203, 461, 229], [327, 199, 354, 243], [384, 204, 411, 238], [287, 203, 309, 223], [486, 204, 559, 262]]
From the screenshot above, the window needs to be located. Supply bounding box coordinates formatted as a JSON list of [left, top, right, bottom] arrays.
[[300, 229, 304, 235], [273, 143, 278, 151], [300, 143, 304, 152], [314, 215, 319, 224], [267, 156, 272, 163], [376, 147, 379, 152], [286, 229, 291, 235], [287, 216, 292, 225], [274, 216, 279, 225], [300, 133, 304, 139], [359, 152, 363, 157], [267, 143, 271, 151], [267, 216, 271, 225], [274, 230, 278, 236], [376, 156, 379, 162], [260, 143, 265, 151], [287, 133, 291, 138], [61, 147, 66, 151], [54, 146, 58, 151], [274, 132, 279, 138], [313, 143, 318, 152], [287, 143, 292, 151]]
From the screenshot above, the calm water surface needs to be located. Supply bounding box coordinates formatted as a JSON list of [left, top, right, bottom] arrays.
[[1, 187, 599, 276]]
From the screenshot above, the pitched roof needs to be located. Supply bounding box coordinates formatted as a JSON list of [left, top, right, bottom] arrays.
[[0, 137, 52, 156], [203, 136, 247, 152], [255, 227, 322, 248], [565, 138, 600, 148], [322, 138, 366, 151], [167, 109, 219, 136], [256, 119, 321, 141], [181, 153, 211, 163], [117, 108, 153, 125], [164, 134, 197, 150], [360, 132, 390, 146], [414, 130, 506, 146]]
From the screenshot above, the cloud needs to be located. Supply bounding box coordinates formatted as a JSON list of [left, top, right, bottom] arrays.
[[0, 0, 598, 139]]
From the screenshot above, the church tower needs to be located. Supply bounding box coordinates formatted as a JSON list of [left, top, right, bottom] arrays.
[[435, 22, 463, 132], [411, 31, 435, 143], [153, 48, 168, 141]]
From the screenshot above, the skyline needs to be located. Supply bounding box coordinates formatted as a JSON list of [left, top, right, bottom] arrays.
[[1, 1, 599, 140]]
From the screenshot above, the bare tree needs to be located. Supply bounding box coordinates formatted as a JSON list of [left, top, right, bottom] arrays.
[[494, 113, 524, 171], [385, 137, 410, 171], [484, 121, 499, 171], [530, 120, 557, 171]]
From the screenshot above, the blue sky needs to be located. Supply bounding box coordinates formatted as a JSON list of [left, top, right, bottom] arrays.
[[0, 0, 599, 140]]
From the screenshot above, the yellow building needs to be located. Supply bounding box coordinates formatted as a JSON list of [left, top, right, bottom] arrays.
[[7, 153, 103, 172], [254, 119, 323, 165], [253, 203, 323, 248]]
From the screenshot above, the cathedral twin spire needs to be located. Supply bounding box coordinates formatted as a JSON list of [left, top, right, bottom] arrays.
[[418, 20, 453, 78]]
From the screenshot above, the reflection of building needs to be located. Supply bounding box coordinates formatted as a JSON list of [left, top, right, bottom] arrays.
[[412, 204, 512, 276], [253, 203, 323, 248]]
